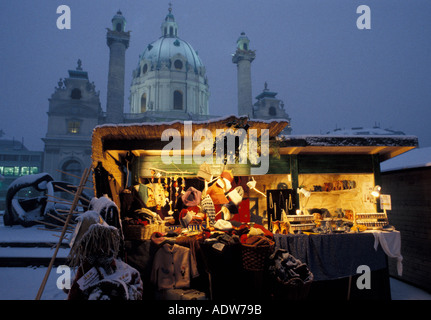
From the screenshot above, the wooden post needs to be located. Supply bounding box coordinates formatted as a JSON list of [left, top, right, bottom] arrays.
[[372, 154, 382, 212], [290, 155, 299, 208]]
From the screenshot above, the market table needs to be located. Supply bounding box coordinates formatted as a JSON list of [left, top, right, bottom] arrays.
[[273, 231, 401, 299]]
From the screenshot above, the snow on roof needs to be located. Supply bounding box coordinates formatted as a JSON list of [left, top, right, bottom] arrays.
[[279, 134, 418, 147], [326, 126, 406, 136], [380, 146, 431, 172], [94, 114, 285, 130], [92, 114, 289, 144]]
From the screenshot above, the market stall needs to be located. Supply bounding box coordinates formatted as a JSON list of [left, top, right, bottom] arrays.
[[88, 116, 417, 300]]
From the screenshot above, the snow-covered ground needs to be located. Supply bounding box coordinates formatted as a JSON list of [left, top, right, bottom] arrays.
[[1, 214, 430, 300], [0, 213, 71, 300], [0, 266, 68, 300]]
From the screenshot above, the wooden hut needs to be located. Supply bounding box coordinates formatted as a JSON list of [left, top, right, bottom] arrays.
[[90, 116, 419, 300], [380, 147, 431, 293]]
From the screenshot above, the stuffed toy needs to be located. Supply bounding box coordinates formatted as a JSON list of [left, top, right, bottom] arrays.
[[206, 170, 234, 205]]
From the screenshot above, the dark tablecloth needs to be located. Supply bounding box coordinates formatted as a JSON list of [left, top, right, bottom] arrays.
[[274, 233, 387, 281]]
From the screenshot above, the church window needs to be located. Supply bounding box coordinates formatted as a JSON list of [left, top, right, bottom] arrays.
[[141, 93, 147, 112], [142, 64, 148, 74], [243, 43, 248, 50], [269, 106, 277, 116], [174, 90, 183, 110], [71, 88, 82, 100], [174, 59, 183, 70], [68, 121, 81, 134], [116, 23, 122, 32], [170, 26, 174, 36]]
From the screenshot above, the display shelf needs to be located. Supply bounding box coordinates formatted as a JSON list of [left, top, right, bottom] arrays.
[[286, 215, 315, 232], [286, 214, 314, 222], [290, 223, 316, 232], [356, 213, 387, 219], [355, 212, 388, 229], [308, 188, 359, 195]]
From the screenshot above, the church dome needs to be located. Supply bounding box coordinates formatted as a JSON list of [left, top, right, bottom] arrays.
[[129, 8, 209, 117], [137, 36, 205, 74], [133, 8, 205, 77]]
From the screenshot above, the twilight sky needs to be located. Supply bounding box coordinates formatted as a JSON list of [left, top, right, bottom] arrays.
[[1, 0, 430, 151]]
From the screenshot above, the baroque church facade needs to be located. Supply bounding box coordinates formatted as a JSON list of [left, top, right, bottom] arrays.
[[42, 8, 292, 184]]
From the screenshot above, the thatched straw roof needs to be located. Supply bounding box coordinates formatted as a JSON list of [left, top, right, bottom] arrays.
[[92, 115, 288, 153]]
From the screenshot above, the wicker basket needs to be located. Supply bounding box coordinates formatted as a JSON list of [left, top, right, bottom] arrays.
[[123, 223, 165, 240], [270, 274, 313, 300], [241, 236, 275, 272]]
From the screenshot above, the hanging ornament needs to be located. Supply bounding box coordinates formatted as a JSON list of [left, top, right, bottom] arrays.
[[164, 176, 170, 201], [174, 175, 179, 206], [156, 177, 163, 210], [181, 175, 186, 195], [168, 176, 174, 215], [150, 170, 155, 184]]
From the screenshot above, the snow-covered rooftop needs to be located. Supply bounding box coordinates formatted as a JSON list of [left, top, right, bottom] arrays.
[[326, 126, 406, 136], [381, 146, 431, 172]]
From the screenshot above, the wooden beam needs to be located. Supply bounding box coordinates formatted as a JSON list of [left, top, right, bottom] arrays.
[[53, 184, 91, 203]]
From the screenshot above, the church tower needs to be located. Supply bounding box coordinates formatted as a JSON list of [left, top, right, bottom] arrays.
[[253, 82, 292, 134], [42, 60, 101, 185], [232, 33, 292, 134], [232, 32, 255, 118], [106, 10, 130, 124]]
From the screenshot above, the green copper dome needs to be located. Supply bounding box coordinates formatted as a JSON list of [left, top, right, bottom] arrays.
[[134, 9, 205, 76]]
